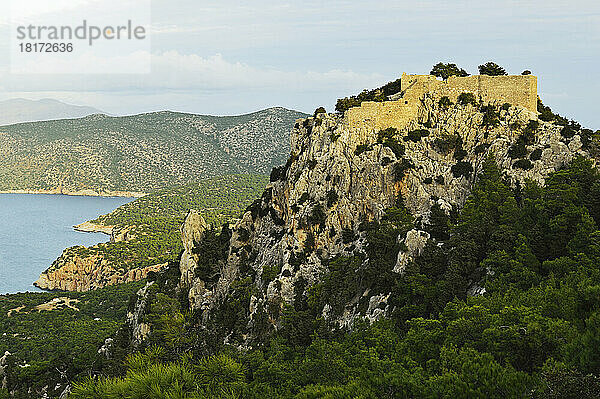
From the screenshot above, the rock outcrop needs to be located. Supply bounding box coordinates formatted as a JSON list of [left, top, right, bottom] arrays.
[[74, 221, 135, 243], [182, 88, 593, 343], [179, 210, 209, 287], [34, 250, 166, 291], [0, 351, 10, 390], [127, 282, 154, 347], [178, 210, 211, 309], [73, 221, 115, 236], [35, 217, 153, 291], [394, 229, 430, 274]]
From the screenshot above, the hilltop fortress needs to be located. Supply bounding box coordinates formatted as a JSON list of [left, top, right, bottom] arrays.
[[346, 72, 538, 133]]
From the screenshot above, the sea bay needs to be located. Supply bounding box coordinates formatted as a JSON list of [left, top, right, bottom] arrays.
[[0, 194, 132, 294]]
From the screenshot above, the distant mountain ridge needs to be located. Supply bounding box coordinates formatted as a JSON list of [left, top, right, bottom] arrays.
[[0, 107, 307, 194], [0, 98, 105, 126]]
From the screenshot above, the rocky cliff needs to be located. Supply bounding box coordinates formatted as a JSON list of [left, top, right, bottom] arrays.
[[34, 223, 162, 292], [34, 249, 166, 292], [180, 91, 595, 345]]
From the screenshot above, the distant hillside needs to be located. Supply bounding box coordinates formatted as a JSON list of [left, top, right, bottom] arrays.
[[0, 107, 307, 194], [0, 98, 104, 126]]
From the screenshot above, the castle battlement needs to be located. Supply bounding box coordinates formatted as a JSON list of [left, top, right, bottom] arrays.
[[346, 72, 538, 134]]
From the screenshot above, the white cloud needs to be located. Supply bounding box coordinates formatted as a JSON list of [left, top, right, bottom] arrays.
[[2, 51, 384, 93], [3, 0, 110, 25]]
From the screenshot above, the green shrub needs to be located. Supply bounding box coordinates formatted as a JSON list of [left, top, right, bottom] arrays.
[[406, 129, 430, 143], [430, 62, 469, 80], [262, 262, 282, 284], [341, 228, 355, 244], [238, 228, 250, 242], [537, 98, 569, 125], [393, 158, 415, 181], [521, 120, 539, 145], [458, 92, 477, 106], [308, 204, 326, 226], [270, 165, 286, 182], [560, 121, 581, 139], [451, 161, 473, 178], [434, 134, 461, 154], [513, 159, 534, 170], [508, 142, 527, 159], [313, 107, 326, 117], [386, 141, 405, 158], [478, 61, 508, 76], [335, 78, 402, 113], [377, 128, 405, 158], [377, 127, 398, 143], [481, 105, 500, 127], [529, 148, 543, 161], [298, 192, 310, 205], [304, 231, 316, 252], [355, 144, 372, 155], [439, 96, 453, 108], [474, 143, 489, 155], [454, 148, 468, 161], [326, 190, 339, 208]]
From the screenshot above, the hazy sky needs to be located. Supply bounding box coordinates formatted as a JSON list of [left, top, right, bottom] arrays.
[[0, 0, 598, 128]]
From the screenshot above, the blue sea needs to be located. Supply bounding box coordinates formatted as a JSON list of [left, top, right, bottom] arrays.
[[0, 194, 133, 294]]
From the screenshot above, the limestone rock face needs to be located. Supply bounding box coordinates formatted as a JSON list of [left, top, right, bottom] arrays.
[[0, 351, 10, 389], [34, 249, 166, 292], [394, 229, 430, 274], [179, 210, 211, 309], [35, 217, 151, 292], [179, 210, 209, 288], [184, 93, 594, 342], [127, 282, 154, 347]]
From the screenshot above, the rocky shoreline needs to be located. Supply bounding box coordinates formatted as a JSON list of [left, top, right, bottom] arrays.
[[34, 255, 167, 292], [0, 188, 146, 198], [73, 221, 115, 236]]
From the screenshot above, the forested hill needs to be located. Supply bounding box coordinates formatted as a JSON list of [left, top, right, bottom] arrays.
[[0, 107, 307, 194]]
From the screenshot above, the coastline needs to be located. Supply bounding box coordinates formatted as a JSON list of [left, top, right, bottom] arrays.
[[0, 188, 146, 198], [73, 220, 115, 236]]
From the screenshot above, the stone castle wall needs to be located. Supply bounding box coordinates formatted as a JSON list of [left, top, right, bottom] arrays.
[[346, 73, 538, 134], [345, 99, 420, 140]]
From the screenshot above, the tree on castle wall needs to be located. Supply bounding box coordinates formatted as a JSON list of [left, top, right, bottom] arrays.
[[430, 62, 469, 80], [478, 62, 508, 76]]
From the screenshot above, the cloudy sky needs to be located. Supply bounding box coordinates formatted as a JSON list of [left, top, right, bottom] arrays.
[[0, 0, 598, 128]]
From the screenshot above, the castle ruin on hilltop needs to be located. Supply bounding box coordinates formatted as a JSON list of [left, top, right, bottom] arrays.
[[346, 72, 538, 133]]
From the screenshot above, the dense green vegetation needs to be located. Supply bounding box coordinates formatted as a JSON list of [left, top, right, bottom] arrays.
[[430, 62, 469, 80], [64, 175, 268, 271], [65, 156, 600, 398], [0, 281, 144, 397], [0, 108, 305, 193], [478, 62, 508, 76]]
